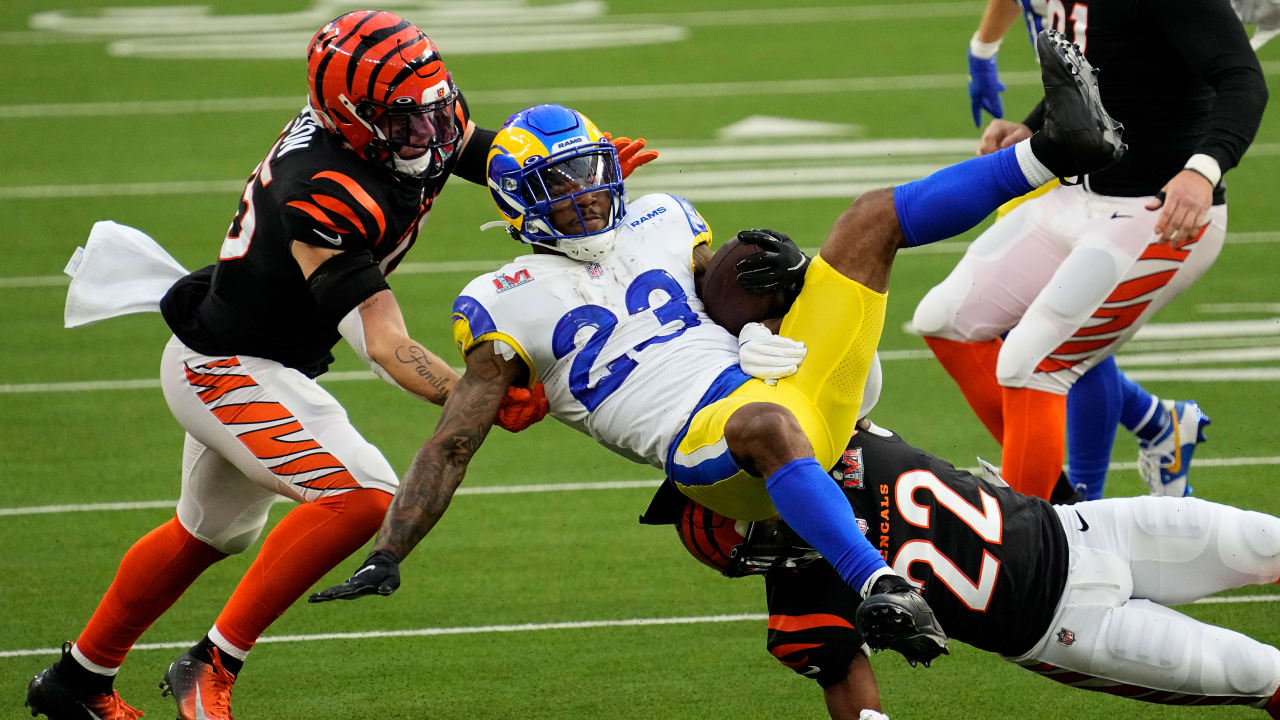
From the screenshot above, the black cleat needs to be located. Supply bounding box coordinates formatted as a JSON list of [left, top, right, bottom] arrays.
[[855, 574, 949, 667], [25, 643, 143, 719], [1034, 29, 1126, 178], [160, 648, 235, 720]]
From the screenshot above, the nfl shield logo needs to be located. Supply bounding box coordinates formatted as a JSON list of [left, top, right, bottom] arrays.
[[587, 263, 604, 278], [1056, 628, 1076, 647], [831, 447, 864, 488]]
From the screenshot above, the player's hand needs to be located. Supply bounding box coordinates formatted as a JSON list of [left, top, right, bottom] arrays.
[[1146, 170, 1213, 247], [308, 549, 401, 602], [495, 382, 549, 433], [734, 228, 810, 297], [603, 133, 659, 179], [968, 50, 1005, 127], [977, 119, 1032, 156], [738, 322, 806, 384], [855, 572, 949, 668]]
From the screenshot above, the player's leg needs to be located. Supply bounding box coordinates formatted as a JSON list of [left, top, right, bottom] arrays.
[[1013, 498, 1280, 711], [1064, 357, 1123, 500], [1066, 496, 1280, 603], [1018, 598, 1280, 712], [153, 341, 396, 719]]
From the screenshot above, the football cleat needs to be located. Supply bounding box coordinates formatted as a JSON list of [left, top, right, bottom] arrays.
[[1137, 399, 1210, 498], [855, 574, 949, 667], [160, 648, 235, 720], [26, 643, 144, 719], [1034, 29, 1126, 178]]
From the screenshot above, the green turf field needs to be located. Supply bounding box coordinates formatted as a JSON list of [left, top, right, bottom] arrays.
[[3, 1, 1279, 718]]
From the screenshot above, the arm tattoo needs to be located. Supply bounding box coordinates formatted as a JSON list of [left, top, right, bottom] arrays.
[[374, 348, 516, 558], [394, 344, 451, 397]]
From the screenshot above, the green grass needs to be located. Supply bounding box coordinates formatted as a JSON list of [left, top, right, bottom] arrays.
[[3, 1, 1279, 718]]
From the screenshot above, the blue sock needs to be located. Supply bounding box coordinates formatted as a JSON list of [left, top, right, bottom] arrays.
[[1119, 372, 1167, 441], [1066, 358, 1123, 501], [894, 145, 1037, 247], [766, 457, 886, 593]]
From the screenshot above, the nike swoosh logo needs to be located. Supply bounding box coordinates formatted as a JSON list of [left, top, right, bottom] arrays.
[[1166, 405, 1184, 473], [313, 228, 342, 246], [1111, 212, 1132, 219], [196, 684, 212, 720], [356, 564, 378, 576], [1075, 511, 1089, 532]]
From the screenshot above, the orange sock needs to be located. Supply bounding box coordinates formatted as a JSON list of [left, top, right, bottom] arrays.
[[1000, 387, 1067, 500], [923, 336, 1006, 442], [76, 516, 227, 669], [214, 488, 391, 651]]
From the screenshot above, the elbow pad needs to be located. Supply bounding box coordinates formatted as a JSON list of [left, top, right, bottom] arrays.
[[306, 250, 389, 324]]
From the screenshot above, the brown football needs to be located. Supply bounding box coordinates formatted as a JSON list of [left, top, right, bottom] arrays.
[[698, 238, 791, 336]]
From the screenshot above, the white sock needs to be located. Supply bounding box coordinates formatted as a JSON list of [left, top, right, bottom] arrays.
[[1015, 138, 1057, 187]]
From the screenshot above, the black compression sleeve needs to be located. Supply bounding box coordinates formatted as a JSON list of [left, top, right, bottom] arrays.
[[453, 126, 496, 186], [306, 250, 390, 325], [1152, 0, 1269, 172]]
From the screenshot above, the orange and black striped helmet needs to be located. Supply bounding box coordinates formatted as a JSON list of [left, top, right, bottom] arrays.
[[306, 10, 461, 178], [677, 498, 823, 578]]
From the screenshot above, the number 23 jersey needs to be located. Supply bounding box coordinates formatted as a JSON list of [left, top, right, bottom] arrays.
[[452, 194, 742, 468]]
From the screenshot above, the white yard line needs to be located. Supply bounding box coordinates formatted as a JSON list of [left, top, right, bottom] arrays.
[[5, 457, 1280, 518], [4, 62, 1280, 118], [3, 594, 1276, 659]]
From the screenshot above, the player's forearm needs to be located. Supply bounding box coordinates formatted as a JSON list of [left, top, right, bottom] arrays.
[[370, 340, 459, 405], [371, 432, 479, 559], [975, 0, 1021, 43]]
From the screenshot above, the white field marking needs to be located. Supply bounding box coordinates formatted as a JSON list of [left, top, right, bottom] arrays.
[[1116, 347, 1280, 366], [3, 595, 1278, 659], [1124, 368, 1280, 381], [0, 614, 769, 658], [3, 61, 1280, 118], [0, 479, 664, 517], [5, 457, 1280, 518]]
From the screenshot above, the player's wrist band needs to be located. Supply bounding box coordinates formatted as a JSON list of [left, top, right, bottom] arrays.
[[969, 33, 1002, 59], [1183, 153, 1222, 188]]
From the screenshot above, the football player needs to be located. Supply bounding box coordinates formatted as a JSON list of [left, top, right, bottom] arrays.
[[312, 31, 1124, 680], [918, 6, 1268, 503], [651, 421, 1280, 720], [25, 11, 656, 720]]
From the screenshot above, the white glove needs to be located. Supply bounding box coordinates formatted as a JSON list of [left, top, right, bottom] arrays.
[[738, 322, 806, 384], [859, 710, 890, 720]]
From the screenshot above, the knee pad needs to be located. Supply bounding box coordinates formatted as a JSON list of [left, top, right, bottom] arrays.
[[1229, 510, 1280, 579], [912, 276, 971, 339], [1224, 641, 1280, 695]]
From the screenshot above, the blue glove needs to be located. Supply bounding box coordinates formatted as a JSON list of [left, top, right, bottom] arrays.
[[967, 50, 1005, 127]]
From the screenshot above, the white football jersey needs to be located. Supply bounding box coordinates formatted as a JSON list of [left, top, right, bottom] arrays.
[[453, 194, 741, 468]]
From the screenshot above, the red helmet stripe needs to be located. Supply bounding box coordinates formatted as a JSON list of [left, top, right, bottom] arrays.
[[313, 171, 386, 243]]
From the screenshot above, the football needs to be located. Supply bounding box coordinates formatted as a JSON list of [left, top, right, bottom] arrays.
[[699, 238, 791, 335]]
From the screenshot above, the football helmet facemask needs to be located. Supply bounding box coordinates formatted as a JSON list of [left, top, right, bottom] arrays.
[[306, 10, 462, 179], [487, 104, 625, 263]]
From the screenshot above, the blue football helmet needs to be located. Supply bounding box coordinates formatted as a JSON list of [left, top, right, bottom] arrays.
[[487, 104, 625, 263]]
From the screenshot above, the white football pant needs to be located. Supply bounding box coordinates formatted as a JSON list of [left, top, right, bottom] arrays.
[[1008, 496, 1280, 708], [160, 336, 399, 553], [913, 185, 1226, 394]]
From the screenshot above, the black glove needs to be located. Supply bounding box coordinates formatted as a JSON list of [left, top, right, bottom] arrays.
[[734, 228, 810, 297], [308, 549, 401, 603], [855, 573, 949, 668]]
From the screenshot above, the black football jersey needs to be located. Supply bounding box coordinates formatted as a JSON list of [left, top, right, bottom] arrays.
[[841, 427, 1069, 657], [1027, 0, 1265, 200], [160, 96, 471, 377]]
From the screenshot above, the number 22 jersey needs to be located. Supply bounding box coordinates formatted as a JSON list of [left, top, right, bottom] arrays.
[[452, 194, 744, 468]]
